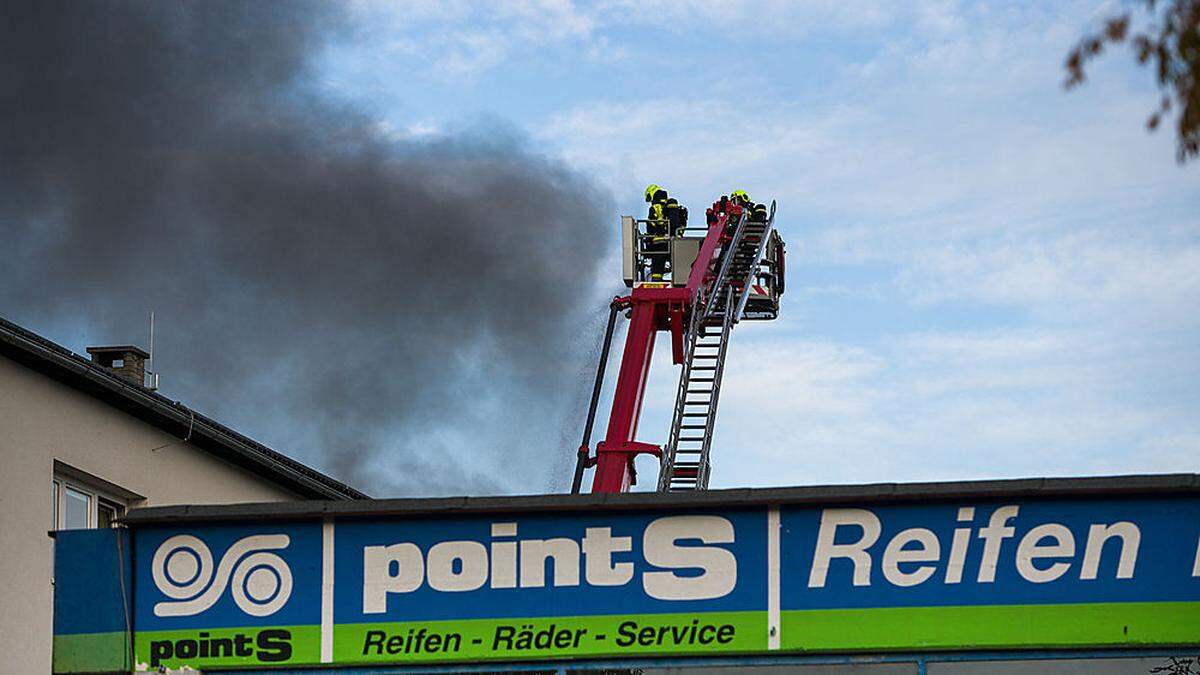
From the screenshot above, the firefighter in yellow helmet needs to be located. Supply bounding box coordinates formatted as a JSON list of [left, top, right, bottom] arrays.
[[644, 183, 671, 280], [731, 189, 767, 222]]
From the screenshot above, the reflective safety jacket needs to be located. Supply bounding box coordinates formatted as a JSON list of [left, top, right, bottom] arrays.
[[647, 199, 669, 236]]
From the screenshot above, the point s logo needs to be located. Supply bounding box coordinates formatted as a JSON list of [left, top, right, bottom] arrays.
[[362, 515, 738, 613], [152, 534, 293, 618]]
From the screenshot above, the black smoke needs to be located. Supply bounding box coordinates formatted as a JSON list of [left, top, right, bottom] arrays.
[[0, 1, 612, 496]]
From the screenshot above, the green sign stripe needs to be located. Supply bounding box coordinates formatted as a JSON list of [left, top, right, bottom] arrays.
[[336, 611, 766, 663], [781, 601, 1200, 651], [111, 603, 1200, 671], [53, 631, 129, 673], [132, 625, 320, 670]]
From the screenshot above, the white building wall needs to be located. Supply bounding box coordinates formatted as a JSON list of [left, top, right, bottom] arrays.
[[0, 355, 303, 673]]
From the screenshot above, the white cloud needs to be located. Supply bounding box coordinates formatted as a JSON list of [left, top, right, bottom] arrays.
[[897, 229, 1200, 318], [342, 0, 603, 78], [697, 324, 1199, 489], [341, 0, 918, 79]]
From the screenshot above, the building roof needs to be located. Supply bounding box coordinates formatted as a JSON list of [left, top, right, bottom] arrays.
[[123, 472, 1200, 524], [0, 315, 368, 500]]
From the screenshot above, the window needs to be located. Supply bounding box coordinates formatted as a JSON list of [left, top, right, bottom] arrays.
[[63, 486, 91, 530], [97, 498, 122, 529], [51, 474, 127, 530]]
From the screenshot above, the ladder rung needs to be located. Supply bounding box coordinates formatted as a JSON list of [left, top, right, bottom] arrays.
[[689, 377, 714, 382], [680, 425, 706, 429], [691, 366, 716, 370], [678, 437, 706, 442], [686, 389, 712, 394], [682, 413, 708, 417]]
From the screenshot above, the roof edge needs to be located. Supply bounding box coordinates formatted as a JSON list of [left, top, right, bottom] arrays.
[[123, 472, 1200, 524]]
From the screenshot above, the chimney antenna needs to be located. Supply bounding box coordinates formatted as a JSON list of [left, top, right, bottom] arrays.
[[148, 311, 160, 391]]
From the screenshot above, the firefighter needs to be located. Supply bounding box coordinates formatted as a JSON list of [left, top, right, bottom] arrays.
[[644, 183, 671, 280], [731, 189, 767, 222], [645, 183, 668, 217], [750, 201, 767, 222], [730, 189, 752, 209], [665, 197, 689, 237]]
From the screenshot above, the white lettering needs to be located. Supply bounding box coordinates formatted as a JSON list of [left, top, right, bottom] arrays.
[[945, 507, 975, 584], [582, 527, 633, 586], [519, 538, 580, 588], [426, 541, 488, 592], [1080, 522, 1140, 580], [1016, 523, 1074, 583], [362, 543, 423, 614], [490, 523, 518, 589], [642, 515, 737, 600], [808, 508, 881, 588], [977, 505, 1020, 583], [882, 528, 940, 587]]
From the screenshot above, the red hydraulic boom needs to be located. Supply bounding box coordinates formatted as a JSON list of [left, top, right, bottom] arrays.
[[571, 195, 785, 494]]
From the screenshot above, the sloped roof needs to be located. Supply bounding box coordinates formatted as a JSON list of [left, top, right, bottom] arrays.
[[0, 315, 367, 500]]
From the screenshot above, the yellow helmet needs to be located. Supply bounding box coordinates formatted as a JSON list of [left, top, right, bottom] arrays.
[[731, 189, 750, 202], [645, 183, 662, 202]]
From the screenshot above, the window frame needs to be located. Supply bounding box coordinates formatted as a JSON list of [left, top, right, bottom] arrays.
[[96, 496, 123, 529], [51, 474, 130, 531], [60, 483, 94, 530]]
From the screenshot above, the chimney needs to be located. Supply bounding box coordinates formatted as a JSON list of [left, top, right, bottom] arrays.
[[86, 345, 150, 386]]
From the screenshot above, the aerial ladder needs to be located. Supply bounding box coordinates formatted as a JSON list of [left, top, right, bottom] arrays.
[[571, 194, 786, 494]]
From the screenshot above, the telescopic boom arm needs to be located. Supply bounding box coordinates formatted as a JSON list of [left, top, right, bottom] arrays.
[[573, 197, 784, 494]]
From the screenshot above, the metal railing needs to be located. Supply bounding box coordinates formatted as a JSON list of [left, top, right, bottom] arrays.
[[630, 219, 686, 285], [701, 210, 749, 319]]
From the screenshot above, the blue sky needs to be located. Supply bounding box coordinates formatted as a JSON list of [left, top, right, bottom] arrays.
[[306, 1, 1200, 489], [309, 0, 1200, 490]]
